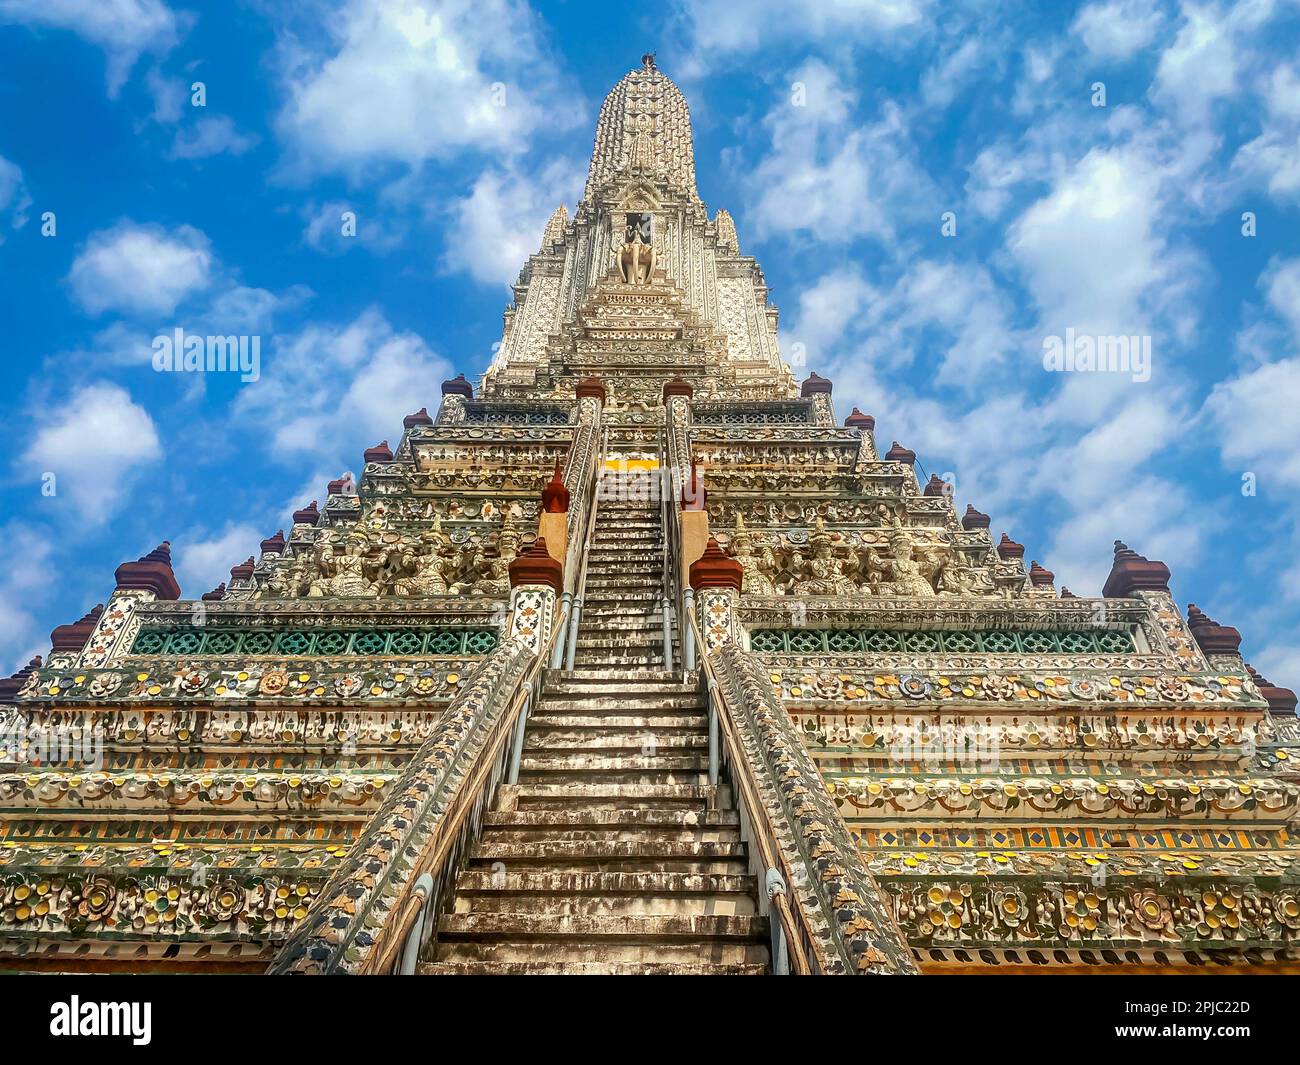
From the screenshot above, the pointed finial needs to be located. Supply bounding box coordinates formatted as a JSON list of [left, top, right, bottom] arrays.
[[1102, 540, 1170, 597], [114, 542, 180, 600], [689, 537, 744, 592], [541, 459, 570, 514], [1185, 603, 1242, 656]]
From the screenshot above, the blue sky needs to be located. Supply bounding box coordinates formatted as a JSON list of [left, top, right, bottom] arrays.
[[2, 0, 1300, 687]]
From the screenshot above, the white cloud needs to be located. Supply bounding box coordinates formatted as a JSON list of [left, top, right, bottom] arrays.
[[0, 154, 32, 239], [174, 523, 263, 594], [1206, 356, 1300, 488], [1071, 0, 1163, 60], [1233, 63, 1300, 202], [1251, 641, 1300, 690], [21, 383, 161, 521], [965, 139, 1047, 218], [785, 261, 1019, 386], [1148, 1, 1286, 126], [781, 267, 875, 367], [68, 221, 213, 317], [671, 0, 928, 64], [1205, 257, 1300, 491], [1046, 476, 1202, 591], [1262, 256, 1300, 340], [0, 0, 181, 95], [920, 38, 998, 109], [442, 157, 582, 286], [169, 115, 258, 160], [745, 60, 934, 244], [1006, 146, 1189, 337], [0, 522, 55, 674], [234, 308, 451, 456], [274, 0, 578, 177]]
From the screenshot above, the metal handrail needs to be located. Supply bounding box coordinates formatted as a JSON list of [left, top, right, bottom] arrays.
[[565, 424, 606, 671], [684, 608, 814, 975], [658, 425, 676, 672]]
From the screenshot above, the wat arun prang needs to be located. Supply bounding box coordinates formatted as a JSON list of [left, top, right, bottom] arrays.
[[2, 55, 1298, 975]]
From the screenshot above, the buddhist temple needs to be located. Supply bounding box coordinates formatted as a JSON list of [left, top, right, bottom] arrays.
[[2, 55, 1297, 976]]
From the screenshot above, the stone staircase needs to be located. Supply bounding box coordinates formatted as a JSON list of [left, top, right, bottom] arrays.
[[420, 495, 771, 974], [574, 497, 675, 670]]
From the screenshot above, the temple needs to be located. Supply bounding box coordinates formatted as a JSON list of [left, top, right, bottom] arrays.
[[3, 55, 1298, 975]]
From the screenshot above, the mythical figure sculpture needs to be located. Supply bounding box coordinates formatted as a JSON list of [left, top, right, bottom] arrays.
[[731, 515, 777, 595], [460, 513, 521, 596], [392, 520, 452, 596], [880, 529, 936, 598], [791, 519, 857, 595], [618, 226, 655, 285]]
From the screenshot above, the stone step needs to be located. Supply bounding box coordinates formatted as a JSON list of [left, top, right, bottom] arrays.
[[570, 659, 668, 672], [479, 824, 740, 847], [573, 617, 666, 633], [546, 672, 692, 689], [420, 960, 768, 975], [528, 713, 706, 729], [532, 692, 703, 710], [575, 635, 666, 649], [578, 604, 664, 617], [518, 751, 707, 773], [524, 730, 708, 751], [453, 869, 754, 896], [516, 767, 706, 787], [579, 592, 663, 603], [481, 808, 736, 830], [439, 909, 764, 941], [470, 837, 746, 864], [453, 894, 757, 920], [439, 910, 759, 941], [502, 782, 721, 806], [433, 916, 770, 965]]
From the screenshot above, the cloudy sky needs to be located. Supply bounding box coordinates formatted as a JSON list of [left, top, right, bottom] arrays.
[[1, 0, 1299, 686]]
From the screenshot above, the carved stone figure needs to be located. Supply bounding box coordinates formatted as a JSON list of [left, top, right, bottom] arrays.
[[731, 516, 776, 595], [792, 519, 856, 595], [881, 530, 935, 598], [618, 227, 655, 285]]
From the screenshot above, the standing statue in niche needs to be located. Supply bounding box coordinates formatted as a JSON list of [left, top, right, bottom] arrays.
[[619, 226, 656, 285]]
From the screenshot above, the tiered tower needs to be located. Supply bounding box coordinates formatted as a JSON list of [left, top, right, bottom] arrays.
[[3, 56, 1297, 975]]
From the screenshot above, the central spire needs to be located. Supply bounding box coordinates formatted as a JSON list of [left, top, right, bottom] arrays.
[[584, 56, 699, 202]]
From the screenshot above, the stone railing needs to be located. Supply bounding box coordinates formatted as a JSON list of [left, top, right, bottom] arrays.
[[710, 642, 918, 974], [268, 636, 534, 974]]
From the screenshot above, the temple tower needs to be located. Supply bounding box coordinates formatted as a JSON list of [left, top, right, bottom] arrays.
[[2, 59, 1297, 976]]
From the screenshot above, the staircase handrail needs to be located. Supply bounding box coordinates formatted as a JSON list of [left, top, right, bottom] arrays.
[[683, 608, 919, 976], [658, 424, 678, 671], [561, 417, 601, 597], [563, 423, 606, 669]]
